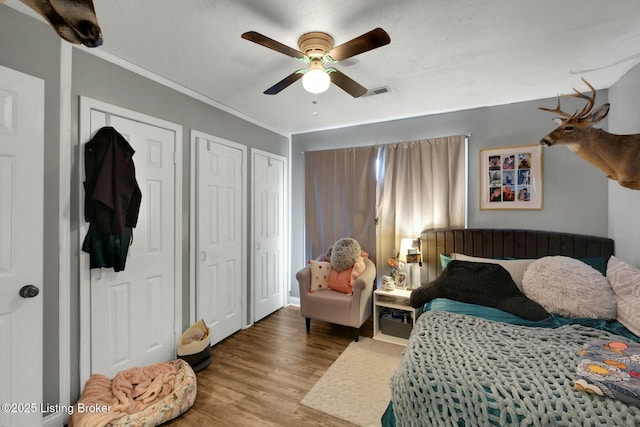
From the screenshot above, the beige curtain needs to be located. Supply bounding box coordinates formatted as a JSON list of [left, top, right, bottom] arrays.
[[376, 136, 466, 270], [304, 145, 378, 262]]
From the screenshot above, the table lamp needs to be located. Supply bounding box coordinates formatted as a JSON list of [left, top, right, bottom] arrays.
[[399, 237, 422, 289]]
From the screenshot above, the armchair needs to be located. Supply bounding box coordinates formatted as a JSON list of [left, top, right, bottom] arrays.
[[296, 258, 376, 340]]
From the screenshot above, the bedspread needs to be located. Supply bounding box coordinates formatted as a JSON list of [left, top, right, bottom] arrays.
[[390, 311, 640, 426]]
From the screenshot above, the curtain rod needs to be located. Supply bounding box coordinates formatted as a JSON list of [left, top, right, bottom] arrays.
[[301, 133, 472, 154]]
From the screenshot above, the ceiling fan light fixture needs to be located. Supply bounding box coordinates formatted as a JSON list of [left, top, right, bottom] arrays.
[[302, 68, 330, 94], [242, 28, 389, 97]]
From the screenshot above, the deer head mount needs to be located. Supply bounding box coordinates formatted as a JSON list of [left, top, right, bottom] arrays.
[[3, 0, 102, 47], [539, 78, 640, 190]]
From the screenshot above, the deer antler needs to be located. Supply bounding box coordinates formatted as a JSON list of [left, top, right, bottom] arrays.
[[570, 78, 596, 120], [538, 78, 597, 120], [538, 96, 574, 119]]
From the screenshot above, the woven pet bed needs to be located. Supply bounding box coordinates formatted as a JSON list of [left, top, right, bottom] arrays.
[[70, 359, 197, 427]]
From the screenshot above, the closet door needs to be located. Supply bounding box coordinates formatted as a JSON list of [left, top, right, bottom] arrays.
[[79, 97, 182, 384], [252, 150, 287, 322], [195, 133, 245, 344]]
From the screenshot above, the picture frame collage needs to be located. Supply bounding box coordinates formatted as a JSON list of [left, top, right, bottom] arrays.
[[479, 145, 542, 210]]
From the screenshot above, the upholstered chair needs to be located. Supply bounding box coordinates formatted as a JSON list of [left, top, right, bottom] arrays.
[[296, 258, 376, 340]]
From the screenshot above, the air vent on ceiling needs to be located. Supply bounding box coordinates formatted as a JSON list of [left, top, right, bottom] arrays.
[[362, 86, 391, 97]]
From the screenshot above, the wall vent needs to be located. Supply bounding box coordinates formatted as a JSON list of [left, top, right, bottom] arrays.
[[362, 86, 390, 97]]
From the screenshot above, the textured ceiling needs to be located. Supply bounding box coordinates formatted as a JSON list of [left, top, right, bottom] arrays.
[[8, 0, 640, 135]]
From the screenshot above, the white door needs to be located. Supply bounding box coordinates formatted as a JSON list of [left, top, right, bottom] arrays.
[[81, 104, 180, 380], [252, 150, 286, 322], [195, 134, 245, 345], [0, 66, 43, 427]]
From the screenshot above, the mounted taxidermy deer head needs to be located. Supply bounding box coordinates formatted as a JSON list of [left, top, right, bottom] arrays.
[[2, 0, 102, 47], [539, 78, 640, 190]]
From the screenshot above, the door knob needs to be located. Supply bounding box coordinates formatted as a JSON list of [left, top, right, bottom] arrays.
[[19, 285, 40, 298]]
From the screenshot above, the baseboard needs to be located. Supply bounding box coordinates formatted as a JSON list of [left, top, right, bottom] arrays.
[[288, 297, 300, 307], [43, 412, 67, 427]]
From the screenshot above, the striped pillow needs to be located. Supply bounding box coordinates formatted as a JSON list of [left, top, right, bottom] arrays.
[[607, 256, 640, 336]]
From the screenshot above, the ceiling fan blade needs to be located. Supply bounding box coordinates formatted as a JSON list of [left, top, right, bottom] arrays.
[[242, 31, 305, 58], [328, 28, 390, 61], [330, 70, 368, 98], [264, 71, 304, 95]]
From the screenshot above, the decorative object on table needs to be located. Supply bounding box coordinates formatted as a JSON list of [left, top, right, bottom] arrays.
[[388, 252, 405, 280], [395, 272, 408, 289], [382, 275, 396, 290], [538, 78, 640, 190], [479, 144, 542, 210]]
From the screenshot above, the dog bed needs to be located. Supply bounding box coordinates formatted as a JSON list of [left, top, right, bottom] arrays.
[[70, 359, 197, 427]]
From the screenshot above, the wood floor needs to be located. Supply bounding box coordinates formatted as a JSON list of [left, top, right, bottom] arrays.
[[165, 306, 374, 426]]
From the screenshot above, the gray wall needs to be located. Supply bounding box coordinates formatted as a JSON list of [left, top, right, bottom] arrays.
[[291, 94, 610, 297], [1, 4, 289, 408], [608, 63, 640, 266], [69, 50, 289, 400]]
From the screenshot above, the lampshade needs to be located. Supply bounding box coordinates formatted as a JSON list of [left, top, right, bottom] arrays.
[[302, 68, 330, 94], [398, 238, 413, 263], [302, 59, 330, 94], [399, 237, 422, 289], [398, 238, 422, 263]]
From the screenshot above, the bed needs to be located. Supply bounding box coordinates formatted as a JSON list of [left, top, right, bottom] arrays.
[[383, 229, 640, 426]]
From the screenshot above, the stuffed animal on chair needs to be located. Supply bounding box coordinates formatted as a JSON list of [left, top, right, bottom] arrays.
[[330, 237, 361, 271]]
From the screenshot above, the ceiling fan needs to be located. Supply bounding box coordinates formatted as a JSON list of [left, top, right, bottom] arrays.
[[241, 28, 390, 97]]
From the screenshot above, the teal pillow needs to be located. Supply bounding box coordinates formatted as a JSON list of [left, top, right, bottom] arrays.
[[578, 256, 608, 276], [439, 254, 451, 269], [440, 254, 513, 269]]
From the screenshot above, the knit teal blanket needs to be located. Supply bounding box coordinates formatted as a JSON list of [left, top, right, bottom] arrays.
[[390, 311, 640, 426]]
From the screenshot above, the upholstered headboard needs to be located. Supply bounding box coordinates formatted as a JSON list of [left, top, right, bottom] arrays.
[[420, 228, 614, 283]]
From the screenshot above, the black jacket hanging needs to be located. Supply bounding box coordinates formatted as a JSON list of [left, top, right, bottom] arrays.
[[82, 126, 142, 272]]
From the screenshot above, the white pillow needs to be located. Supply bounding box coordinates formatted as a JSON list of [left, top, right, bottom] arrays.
[[607, 256, 640, 336], [522, 256, 616, 319], [309, 260, 331, 293], [451, 253, 534, 291]]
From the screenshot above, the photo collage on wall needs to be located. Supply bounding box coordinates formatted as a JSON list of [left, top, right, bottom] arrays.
[[487, 151, 532, 204], [480, 144, 541, 210]]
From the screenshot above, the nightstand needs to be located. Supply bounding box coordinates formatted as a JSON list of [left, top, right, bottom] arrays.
[[373, 287, 421, 346]]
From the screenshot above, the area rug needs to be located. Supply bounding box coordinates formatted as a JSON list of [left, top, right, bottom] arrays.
[[301, 338, 404, 426]]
